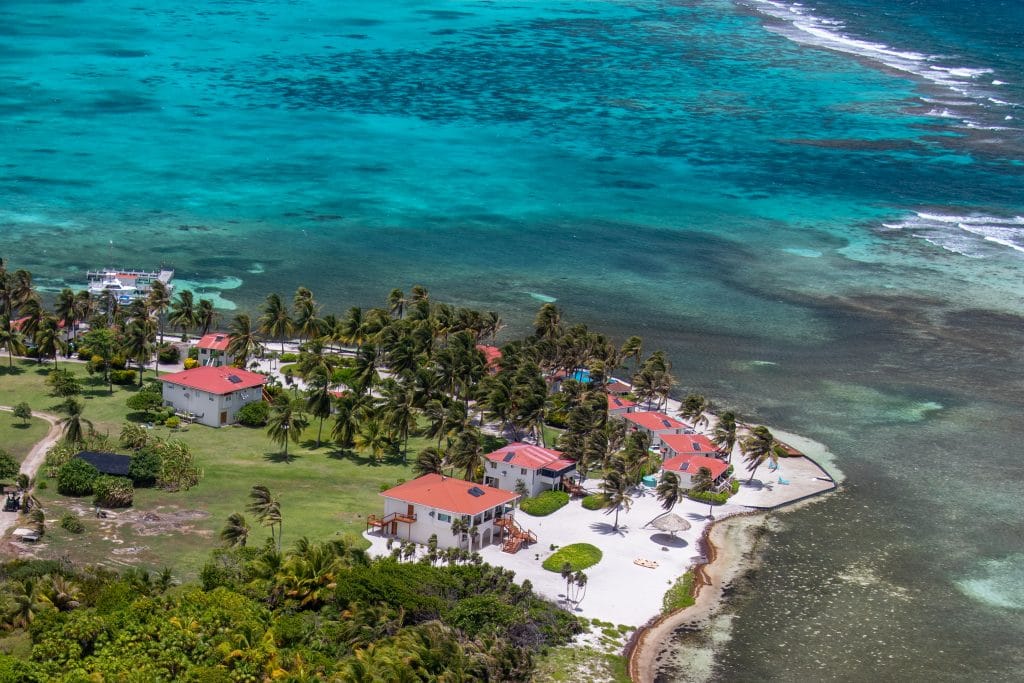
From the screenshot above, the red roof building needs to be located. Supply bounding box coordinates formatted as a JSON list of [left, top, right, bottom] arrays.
[[607, 394, 636, 415], [663, 454, 730, 483], [484, 443, 576, 498], [196, 333, 231, 351], [159, 366, 266, 395], [381, 474, 518, 517], [659, 433, 721, 460], [605, 379, 631, 395], [623, 411, 687, 432]]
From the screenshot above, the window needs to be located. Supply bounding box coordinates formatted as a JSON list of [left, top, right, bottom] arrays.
[[437, 513, 451, 523], [490, 462, 497, 469], [473, 515, 482, 525], [520, 468, 527, 476]]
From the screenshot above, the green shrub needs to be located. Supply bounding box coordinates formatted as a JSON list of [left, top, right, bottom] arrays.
[[109, 356, 127, 370], [686, 490, 730, 505], [126, 390, 163, 414], [93, 475, 134, 508], [187, 346, 199, 360], [236, 400, 270, 426], [165, 416, 181, 429], [542, 543, 603, 572], [730, 480, 740, 494], [60, 513, 85, 534], [157, 344, 180, 363], [278, 352, 299, 363], [57, 458, 100, 496], [662, 570, 696, 612], [520, 490, 570, 517], [37, 480, 47, 490], [109, 369, 137, 385], [129, 449, 161, 487], [581, 493, 606, 510]]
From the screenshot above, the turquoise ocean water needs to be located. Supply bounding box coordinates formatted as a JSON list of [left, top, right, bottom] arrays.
[[2, 0, 1023, 679]]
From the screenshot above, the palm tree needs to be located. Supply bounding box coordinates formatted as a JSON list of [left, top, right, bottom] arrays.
[[354, 417, 391, 464], [713, 411, 738, 462], [258, 293, 293, 352], [381, 381, 416, 462], [227, 313, 262, 366], [168, 290, 198, 339], [331, 393, 370, 450], [247, 485, 282, 551], [620, 335, 643, 376], [339, 306, 366, 350], [0, 321, 27, 367], [600, 468, 633, 531], [691, 466, 716, 518], [655, 471, 684, 512], [304, 367, 333, 448], [34, 315, 66, 367], [147, 279, 171, 345], [741, 425, 779, 483], [57, 397, 92, 444], [680, 393, 710, 430], [293, 288, 323, 343], [387, 288, 406, 319], [41, 574, 81, 612], [121, 317, 156, 386], [54, 288, 77, 341], [413, 446, 445, 477], [196, 298, 217, 335], [267, 394, 308, 462], [448, 429, 484, 482], [4, 578, 51, 629], [533, 303, 562, 341], [220, 512, 251, 548], [11, 269, 37, 313]]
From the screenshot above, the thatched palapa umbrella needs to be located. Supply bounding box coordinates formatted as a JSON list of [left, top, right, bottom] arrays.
[[649, 513, 691, 536]]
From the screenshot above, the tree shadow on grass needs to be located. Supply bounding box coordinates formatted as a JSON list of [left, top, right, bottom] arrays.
[[263, 451, 302, 464], [325, 448, 388, 467], [0, 365, 25, 376], [11, 423, 31, 430], [125, 411, 155, 424]]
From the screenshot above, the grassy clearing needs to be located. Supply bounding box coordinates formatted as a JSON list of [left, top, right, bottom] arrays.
[[662, 570, 696, 612], [520, 490, 570, 516], [0, 412, 49, 464], [533, 646, 630, 683], [5, 360, 421, 579], [542, 543, 603, 572]]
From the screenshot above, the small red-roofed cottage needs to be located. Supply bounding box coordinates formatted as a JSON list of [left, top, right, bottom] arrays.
[[483, 442, 576, 498], [659, 433, 722, 461], [622, 411, 692, 447], [607, 394, 636, 416], [605, 379, 631, 395], [371, 474, 520, 550], [476, 344, 502, 373], [663, 454, 731, 490], [195, 332, 234, 367], [159, 366, 267, 427]]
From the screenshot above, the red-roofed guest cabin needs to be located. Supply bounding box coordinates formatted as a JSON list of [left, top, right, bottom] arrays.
[[607, 394, 636, 416], [476, 344, 502, 373], [663, 454, 732, 490], [159, 366, 267, 428], [195, 332, 234, 367], [483, 442, 576, 498], [370, 474, 530, 552], [622, 411, 693, 447], [659, 433, 722, 461]]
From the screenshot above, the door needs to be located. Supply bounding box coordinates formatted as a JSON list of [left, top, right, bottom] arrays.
[[407, 504, 415, 518], [220, 411, 228, 425], [390, 521, 397, 535]]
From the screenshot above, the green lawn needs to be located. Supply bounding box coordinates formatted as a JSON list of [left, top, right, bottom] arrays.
[[0, 412, 49, 464], [3, 360, 420, 579], [542, 543, 603, 572]]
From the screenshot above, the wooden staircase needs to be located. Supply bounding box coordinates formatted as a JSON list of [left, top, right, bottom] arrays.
[[495, 516, 537, 554], [562, 478, 589, 498]]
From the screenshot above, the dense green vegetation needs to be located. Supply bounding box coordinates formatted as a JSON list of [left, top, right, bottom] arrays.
[[662, 570, 697, 612], [520, 490, 570, 516], [581, 493, 607, 510], [542, 543, 603, 572]]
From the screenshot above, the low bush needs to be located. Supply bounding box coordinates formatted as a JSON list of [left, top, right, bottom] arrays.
[[730, 480, 740, 494], [581, 494, 606, 511], [60, 513, 85, 534], [278, 352, 299, 363], [129, 448, 161, 487], [165, 416, 181, 429], [520, 490, 570, 517], [157, 344, 180, 364], [183, 357, 199, 370], [686, 490, 730, 505], [93, 475, 134, 508], [109, 369, 137, 385], [662, 570, 696, 613], [110, 356, 127, 370], [57, 458, 99, 496], [236, 400, 270, 426], [187, 346, 199, 360], [542, 543, 603, 572]]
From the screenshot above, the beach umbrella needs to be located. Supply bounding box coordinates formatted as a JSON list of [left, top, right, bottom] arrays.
[[649, 513, 691, 536]]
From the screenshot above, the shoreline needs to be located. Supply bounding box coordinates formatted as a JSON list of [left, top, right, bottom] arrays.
[[625, 493, 833, 682]]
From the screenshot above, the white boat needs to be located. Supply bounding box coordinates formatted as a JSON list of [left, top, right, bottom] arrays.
[[86, 268, 174, 303]]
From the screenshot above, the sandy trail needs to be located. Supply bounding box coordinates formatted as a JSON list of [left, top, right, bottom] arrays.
[[0, 406, 61, 539]]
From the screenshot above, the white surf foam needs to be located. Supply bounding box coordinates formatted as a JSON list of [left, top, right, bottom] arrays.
[[882, 211, 1024, 258], [748, 0, 1020, 128]]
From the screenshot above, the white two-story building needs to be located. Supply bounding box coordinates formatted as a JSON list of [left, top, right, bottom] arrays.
[[622, 411, 692, 447], [372, 474, 520, 550], [483, 442, 577, 499], [159, 366, 267, 428], [195, 333, 235, 367]]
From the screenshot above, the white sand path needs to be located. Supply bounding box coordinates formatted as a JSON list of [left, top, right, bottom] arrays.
[[0, 406, 62, 539]]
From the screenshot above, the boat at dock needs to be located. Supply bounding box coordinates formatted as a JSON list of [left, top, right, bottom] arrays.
[[86, 268, 174, 304]]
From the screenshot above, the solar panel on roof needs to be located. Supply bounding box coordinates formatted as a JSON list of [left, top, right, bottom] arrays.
[[467, 487, 485, 497], [227, 374, 243, 384], [693, 442, 701, 451], [503, 452, 516, 462], [661, 419, 672, 428]]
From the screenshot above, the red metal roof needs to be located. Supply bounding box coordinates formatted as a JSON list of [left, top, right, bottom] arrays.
[[623, 411, 687, 431], [476, 344, 502, 366], [607, 394, 636, 411], [605, 379, 631, 394], [663, 455, 729, 480], [159, 366, 266, 395], [381, 474, 518, 515], [660, 433, 720, 457], [196, 333, 231, 351], [485, 442, 566, 470]]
